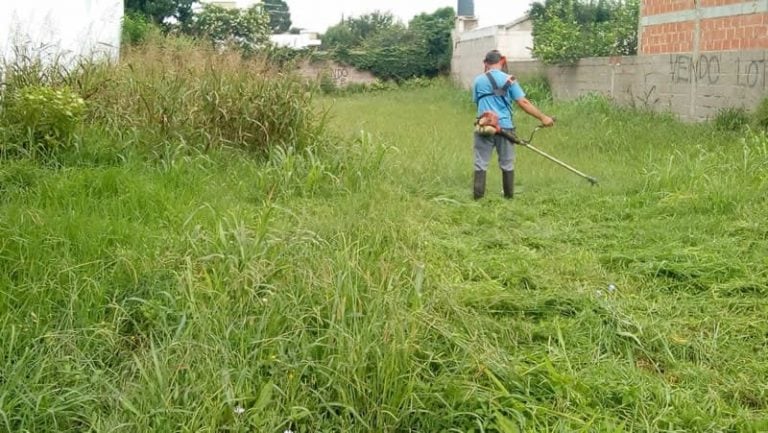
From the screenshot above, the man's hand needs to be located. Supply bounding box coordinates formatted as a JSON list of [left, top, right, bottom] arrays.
[[539, 115, 555, 127], [516, 98, 555, 127]]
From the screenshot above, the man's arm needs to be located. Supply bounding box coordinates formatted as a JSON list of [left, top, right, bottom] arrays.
[[515, 97, 554, 127]]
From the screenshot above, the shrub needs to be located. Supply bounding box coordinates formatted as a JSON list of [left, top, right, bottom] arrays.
[[317, 70, 339, 94], [1, 86, 86, 156], [713, 107, 750, 132]]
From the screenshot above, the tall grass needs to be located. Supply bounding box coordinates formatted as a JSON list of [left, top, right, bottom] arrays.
[[2, 46, 768, 432], [1, 38, 325, 159]]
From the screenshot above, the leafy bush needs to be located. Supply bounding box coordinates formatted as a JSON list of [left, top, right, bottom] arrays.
[[713, 107, 750, 132], [317, 70, 339, 94], [1, 86, 85, 156], [122, 12, 159, 45]]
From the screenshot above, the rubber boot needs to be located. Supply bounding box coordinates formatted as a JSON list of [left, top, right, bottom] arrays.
[[502, 170, 514, 199], [473, 170, 486, 200]]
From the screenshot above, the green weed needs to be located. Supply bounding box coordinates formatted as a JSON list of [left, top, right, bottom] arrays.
[[713, 106, 750, 132]]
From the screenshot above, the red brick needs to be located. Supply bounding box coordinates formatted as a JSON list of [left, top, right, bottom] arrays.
[[642, 0, 695, 16], [697, 13, 768, 52]]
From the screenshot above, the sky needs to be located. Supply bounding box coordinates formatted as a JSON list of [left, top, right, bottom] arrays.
[[235, 0, 536, 33]]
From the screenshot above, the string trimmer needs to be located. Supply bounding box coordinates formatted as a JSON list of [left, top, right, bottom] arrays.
[[498, 125, 598, 186]]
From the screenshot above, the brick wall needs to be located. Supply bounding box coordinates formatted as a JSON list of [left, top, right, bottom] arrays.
[[640, 21, 695, 54], [643, 0, 694, 16], [640, 0, 768, 54]]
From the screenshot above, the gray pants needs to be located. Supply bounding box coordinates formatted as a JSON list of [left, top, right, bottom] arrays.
[[474, 129, 516, 171]]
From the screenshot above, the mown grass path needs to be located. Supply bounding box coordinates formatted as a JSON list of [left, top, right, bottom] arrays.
[[324, 85, 768, 431]]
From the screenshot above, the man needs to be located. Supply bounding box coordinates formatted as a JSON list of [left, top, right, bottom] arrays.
[[472, 49, 554, 199]]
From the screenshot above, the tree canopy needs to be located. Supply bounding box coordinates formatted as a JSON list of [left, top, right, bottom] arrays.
[[408, 7, 455, 75], [321, 8, 455, 81], [125, 0, 196, 26], [191, 4, 271, 52], [322, 11, 398, 51], [529, 0, 639, 64], [262, 0, 293, 34]]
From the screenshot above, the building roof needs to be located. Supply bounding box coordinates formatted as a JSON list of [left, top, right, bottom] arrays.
[[503, 14, 532, 30]]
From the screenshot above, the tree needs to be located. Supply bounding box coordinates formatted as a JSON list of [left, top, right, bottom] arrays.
[[530, 0, 639, 64], [409, 7, 455, 74], [347, 11, 397, 41], [352, 27, 432, 80], [322, 11, 398, 51], [320, 7, 456, 80], [125, 0, 197, 26], [530, 7, 583, 64], [191, 4, 270, 52], [262, 0, 292, 34]]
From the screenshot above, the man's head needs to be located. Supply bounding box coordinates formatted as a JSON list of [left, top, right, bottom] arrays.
[[483, 50, 506, 71]]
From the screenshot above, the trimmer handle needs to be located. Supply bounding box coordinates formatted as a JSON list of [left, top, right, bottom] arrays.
[[497, 116, 556, 145]]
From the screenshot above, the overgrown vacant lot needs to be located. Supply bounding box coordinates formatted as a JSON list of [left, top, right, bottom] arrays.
[[2, 73, 768, 431]]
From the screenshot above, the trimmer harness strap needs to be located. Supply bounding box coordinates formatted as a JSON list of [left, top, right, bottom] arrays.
[[477, 71, 512, 105]]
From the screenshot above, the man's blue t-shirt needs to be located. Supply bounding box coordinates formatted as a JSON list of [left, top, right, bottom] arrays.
[[472, 69, 525, 129]]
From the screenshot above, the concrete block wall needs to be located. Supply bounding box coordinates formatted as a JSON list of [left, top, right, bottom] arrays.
[[496, 31, 535, 63], [542, 49, 768, 120], [451, 34, 499, 88], [297, 60, 377, 88]]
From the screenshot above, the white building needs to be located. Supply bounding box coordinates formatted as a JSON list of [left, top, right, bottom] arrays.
[[270, 32, 322, 50], [197, 1, 238, 9], [451, 14, 535, 87], [0, 0, 123, 67]]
